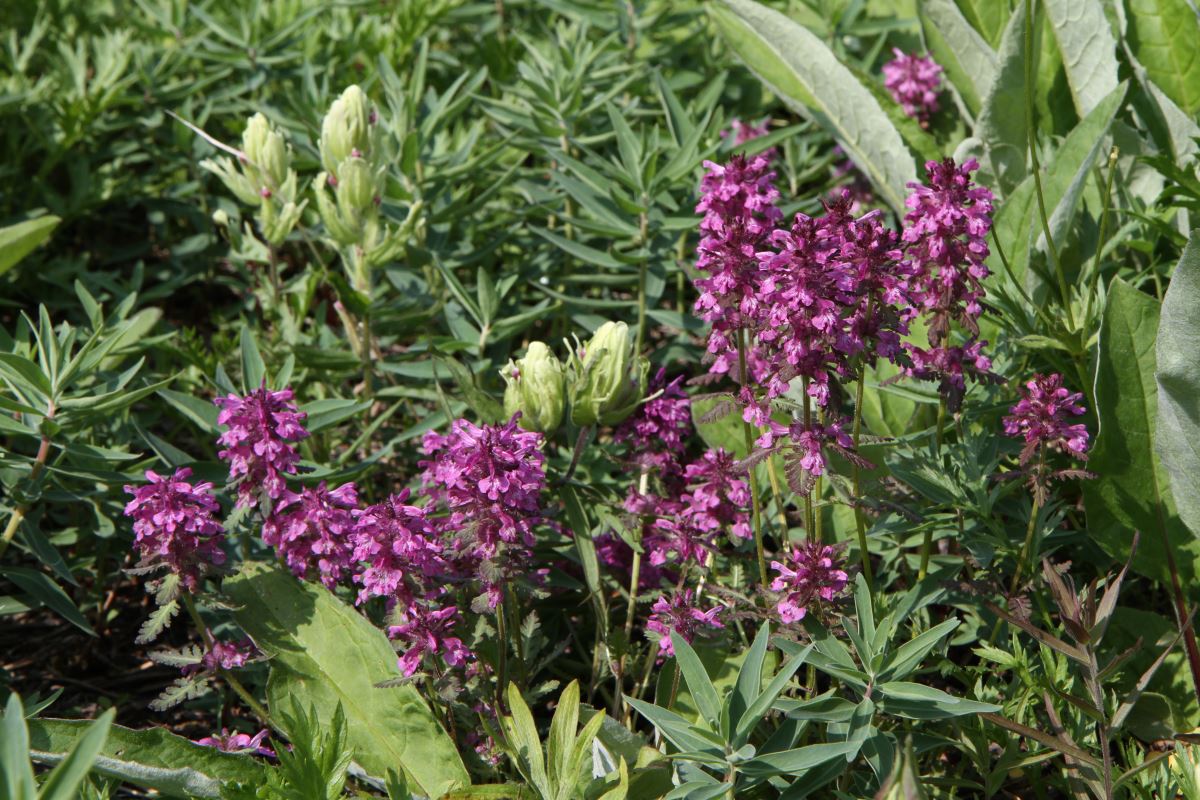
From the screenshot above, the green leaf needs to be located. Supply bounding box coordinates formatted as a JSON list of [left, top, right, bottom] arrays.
[[972, 0, 1029, 195], [1044, 0, 1120, 118], [2, 693, 36, 800], [1155, 230, 1200, 539], [2, 567, 95, 636], [225, 563, 468, 797], [709, 0, 917, 212], [301, 399, 371, 434], [158, 389, 220, 433], [734, 646, 810, 748], [729, 624, 770, 742], [739, 741, 859, 778], [546, 681, 580, 794], [502, 684, 550, 797], [1127, 0, 1200, 115], [531, 228, 625, 270], [27, 718, 266, 798], [876, 682, 1000, 720], [239, 328, 266, 392], [956, 0, 1012, 47], [878, 619, 959, 682], [0, 216, 60, 276], [561, 485, 607, 618], [920, 0, 998, 115], [623, 697, 724, 756], [1084, 280, 1200, 584], [670, 633, 723, 733], [37, 709, 114, 800]]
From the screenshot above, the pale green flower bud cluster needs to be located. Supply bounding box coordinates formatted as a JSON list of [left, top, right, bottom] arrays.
[[565, 321, 648, 427], [501, 342, 566, 433], [313, 86, 410, 283], [201, 113, 305, 247]]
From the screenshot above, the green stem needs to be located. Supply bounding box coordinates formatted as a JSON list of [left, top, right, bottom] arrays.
[[1159, 522, 1200, 709], [802, 384, 816, 542], [181, 594, 276, 732], [496, 601, 509, 711], [636, 207, 649, 356], [850, 367, 874, 590], [1081, 147, 1120, 332], [0, 403, 54, 560], [1024, 0, 1076, 331], [736, 329, 768, 587], [1009, 496, 1042, 595]]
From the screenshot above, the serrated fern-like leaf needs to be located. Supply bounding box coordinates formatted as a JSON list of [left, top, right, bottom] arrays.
[[149, 675, 212, 712], [148, 643, 205, 669], [136, 599, 180, 645]]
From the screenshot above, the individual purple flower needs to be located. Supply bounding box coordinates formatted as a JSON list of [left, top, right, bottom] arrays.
[[262, 482, 358, 589], [197, 729, 275, 758], [614, 369, 693, 477], [908, 339, 994, 412], [351, 490, 442, 606], [389, 600, 471, 677], [682, 448, 751, 539], [420, 415, 547, 559], [883, 49, 943, 123], [1003, 373, 1090, 463], [645, 589, 724, 656], [213, 386, 309, 507], [769, 541, 849, 624], [184, 638, 258, 676], [755, 418, 865, 496], [123, 467, 226, 591]]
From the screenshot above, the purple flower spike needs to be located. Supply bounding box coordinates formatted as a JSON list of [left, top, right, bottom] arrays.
[[614, 369, 693, 478], [682, 448, 751, 539], [351, 489, 442, 606], [646, 589, 724, 657], [123, 467, 226, 591], [770, 541, 849, 624], [1003, 373, 1090, 463], [262, 482, 358, 588], [883, 49, 943, 123], [214, 386, 309, 507]]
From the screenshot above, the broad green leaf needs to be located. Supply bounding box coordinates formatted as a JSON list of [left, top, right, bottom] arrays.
[[1044, 0, 1120, 118], [709, 0, 917, 212], [301, 398, 371, 433], [920, 0, 998, 115], [546, 681, 580, 793], [226, 563, 468, 797], [36, 709, 114, 800], [956, 0, 1012, 47], [876, 682, 1000, 720], [734, 646, 811, 747], [0, 216, 60, 276], [1083, 280, 1200, 584], [729, 624, 770, 741], [1127, 0, 1200, 115], [1155, 230, 1200, 539], [997, 83, 1125, 293], [503, 684, 550, 797], [158, 388, 220, 433], [973, 0, 1029, 194], [28, 718, 266, 798], [624, 697, 725, 756], [878, 619, 959, 682]]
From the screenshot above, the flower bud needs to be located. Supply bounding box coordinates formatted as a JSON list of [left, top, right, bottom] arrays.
[[335, 157, 376, 219], [567, 321, 647, 427], [501, 342, 565, 433], [320, 85, 373, 176], [241, 113, 288, 191], [876, 739, 926, 800]]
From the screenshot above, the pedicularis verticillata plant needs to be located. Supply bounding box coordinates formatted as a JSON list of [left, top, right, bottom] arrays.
[[6, 0, 1200, 798]]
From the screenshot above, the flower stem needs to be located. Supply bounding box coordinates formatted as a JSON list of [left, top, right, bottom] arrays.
[[1159, 523, 1200, 708], [851, 367, 874, 590], [0, 403, 54, 560], [736, 329, 768, 587], [802, 384, 816, 543], [1009, 496, 1042, 595]]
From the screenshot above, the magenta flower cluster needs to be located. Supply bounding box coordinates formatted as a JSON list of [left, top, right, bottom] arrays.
[[197, 728, 274, 757], [1003, 373, 1090, 463], [883, 49, 943, 123], [184, 638, 258, 676], [769, 541, 849, 624], [213, 386, 309, 507], [123, 468, 226, 590], [614, 369, 693, 478], [262, 482, 359, 589], [645, 589, 724, 656]]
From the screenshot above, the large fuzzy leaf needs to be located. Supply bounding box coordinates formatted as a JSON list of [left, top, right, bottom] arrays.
[[28, 719, 266, 798], [709, 0, 917, 212], [1044, 0, 1120, 118], [226, 563, 468, 797], [1083, 280, 1200, 583], [1127, 0, 1200, 115], [1155, 230, 1200, 539], [920, 0, 998, 116], [972, 0, 1029, 195]]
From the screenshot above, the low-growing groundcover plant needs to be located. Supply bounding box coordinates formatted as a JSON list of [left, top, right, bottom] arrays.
[[4, 0, 1200, 797]]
